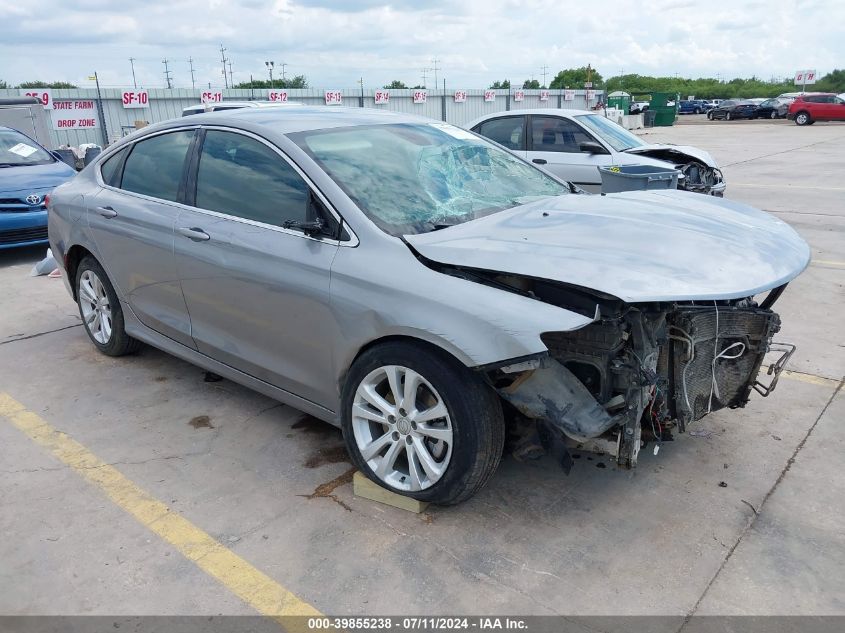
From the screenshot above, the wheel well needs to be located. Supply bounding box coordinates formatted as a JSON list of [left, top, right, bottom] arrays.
[[64, 245, 94, 299], [340, 335, 469, 393]]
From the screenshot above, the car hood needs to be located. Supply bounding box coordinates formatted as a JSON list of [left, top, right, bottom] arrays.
[[624, 143, 718, 167], [405, 190, 810, 303], [0, 160, 76, 195]]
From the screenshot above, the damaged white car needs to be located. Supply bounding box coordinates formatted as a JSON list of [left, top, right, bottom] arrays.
[[468, 109, 726, 195], [49, 107, 807, 506]]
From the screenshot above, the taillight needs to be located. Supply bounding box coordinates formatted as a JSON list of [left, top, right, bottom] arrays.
[[44, 194, 50, 209]]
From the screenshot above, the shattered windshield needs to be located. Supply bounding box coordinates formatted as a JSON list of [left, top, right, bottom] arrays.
[[575, 114, 647, 152], [0, 129, 54, 167], [291, 122, 568, 235]]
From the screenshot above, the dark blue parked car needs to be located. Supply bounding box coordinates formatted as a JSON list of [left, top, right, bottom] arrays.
[[678, 100, 712, 114], [1, 126, 76, 250]]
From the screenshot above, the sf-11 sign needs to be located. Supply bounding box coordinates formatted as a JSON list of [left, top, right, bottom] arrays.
[[325, 90, 343, 105], [19, 88, 53, 109], [268, 90, 288, 102], [201, 91, 223, 103], [51, 100, 99, 130], [122, 90, 149, 108]]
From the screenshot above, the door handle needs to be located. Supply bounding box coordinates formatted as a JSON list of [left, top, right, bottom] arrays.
[[532, 158, 548, 165], [177, 227, 210, 242], [95, 206, 117, 218]]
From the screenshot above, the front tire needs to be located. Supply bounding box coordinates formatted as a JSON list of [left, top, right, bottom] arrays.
[[795, 111, 811, 126], [76, 256, 141, 356], [707, 111, 714, 120], [726, 112, 732, 121], [341, 342, 505, 505], [770, 110, 778, 119]]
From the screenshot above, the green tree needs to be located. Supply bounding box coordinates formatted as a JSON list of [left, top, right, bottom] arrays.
[[549, 66, 603, 89], [234, 75, 308, 89], [603, 73, 797, 99], [489, 79, 510, 89], [817, 69, 845, 93], [522, 79, 540, 89], [384, 80, 408, 89], [0, 79, 7, 89], [17, 80, 78, 89]]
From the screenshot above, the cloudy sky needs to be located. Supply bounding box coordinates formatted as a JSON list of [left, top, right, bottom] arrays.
[[2, 0, 842, 90]]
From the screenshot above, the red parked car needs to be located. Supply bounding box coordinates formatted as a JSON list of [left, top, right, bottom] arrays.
[[788, 93, 845, 125]]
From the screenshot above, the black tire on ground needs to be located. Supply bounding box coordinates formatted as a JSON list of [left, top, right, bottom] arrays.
[[707, 111, 713, 120], [726, 112, 732, 121], [695, 108, 701, 114], [795, 111, 811, 126], [341, 341, 505, 505], [770, 110, 778, 119], [75, 256, 142, 356]]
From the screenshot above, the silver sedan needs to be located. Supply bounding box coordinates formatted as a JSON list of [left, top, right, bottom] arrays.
[[49, 106, 809, 504]]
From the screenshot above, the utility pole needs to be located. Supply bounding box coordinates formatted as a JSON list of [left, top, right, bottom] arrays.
[[540, 64, 549, 88], [431, 58, 441, 89], [129, 58, 137, 89], [227, 61, 234, 88], [162, 59, 173, 89], [188, 57, 196, 90], [265, 61, 274, 88], [280, 63, 287, 82], [219, 44, 228, 89], [421, 67, 432, 88], [358, 77, 364, 108]]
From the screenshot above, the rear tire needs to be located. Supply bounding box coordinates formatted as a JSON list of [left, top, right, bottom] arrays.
[[707, 111, 713, 120], [795, 111, 811, 126], [726, 112, 732, 121], [341, 341, 505, 505], [770, 110, 778, 119], [76, 256, 141, 356]]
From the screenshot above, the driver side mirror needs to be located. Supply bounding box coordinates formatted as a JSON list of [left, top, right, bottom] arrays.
[[579, 141, 609, 155]]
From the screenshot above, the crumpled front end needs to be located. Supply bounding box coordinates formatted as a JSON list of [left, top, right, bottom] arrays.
[[493, 297, 791, 468]]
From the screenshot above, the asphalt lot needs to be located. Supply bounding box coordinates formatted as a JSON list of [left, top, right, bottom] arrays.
[[1, 119, 843, 619]]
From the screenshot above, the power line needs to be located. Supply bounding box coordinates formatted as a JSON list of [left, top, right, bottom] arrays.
[[227, 60, 234, 87], [219, 44, 228, 89], [540, 64, 549, 88], [129, 58, 137, 89], [421, 67, 432, 88], [431, 58, 441, 89], [188, 57, 196, 90], [280, 63, 287, 82], [162, 59, 173, 89]]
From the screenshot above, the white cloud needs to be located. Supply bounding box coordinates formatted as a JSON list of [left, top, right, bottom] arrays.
[[1, 0, 842, 88]]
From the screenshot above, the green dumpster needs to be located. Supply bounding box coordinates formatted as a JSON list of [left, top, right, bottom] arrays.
[[649, 92, 678, 126]]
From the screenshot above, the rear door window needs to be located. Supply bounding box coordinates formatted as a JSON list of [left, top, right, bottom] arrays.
[[473, 117, 526, 150], [530, 116, 596, 153], [194, 130, 310, 228], [121, 130, 194, 202], [99, 147, 129, 187]]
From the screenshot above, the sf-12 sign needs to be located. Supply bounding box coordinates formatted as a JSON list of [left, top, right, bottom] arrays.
[[325, 90, 343, 105], [374, 90, 390, 105], [513, 90, 525, 102], [794, 69, 817, 85], [484, 90, 496, 102], [454, 90, 467, 103], [413, 90, 427, 104], [122, 90, 149, 108], [268, 90, 288, 102], [51, 100, 99, 130], [539, 90, 550, 101], [201, 91, 223, 103], [19, 88, 53, 109]]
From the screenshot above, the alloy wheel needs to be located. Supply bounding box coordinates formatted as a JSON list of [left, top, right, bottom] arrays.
[[79, 270, 113, 345], [352, 364, 453, 492]]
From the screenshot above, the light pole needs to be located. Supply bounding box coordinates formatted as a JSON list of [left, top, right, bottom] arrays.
[[265, 61, 274, 88]]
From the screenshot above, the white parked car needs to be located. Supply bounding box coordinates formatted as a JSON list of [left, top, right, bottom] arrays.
[[467, 109, 726, 196]]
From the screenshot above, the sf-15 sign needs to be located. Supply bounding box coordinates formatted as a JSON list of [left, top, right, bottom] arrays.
[[122, 90, 149, 108]]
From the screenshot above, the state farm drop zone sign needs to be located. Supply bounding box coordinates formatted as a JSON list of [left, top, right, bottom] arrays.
[[51, 100, 100, 130]]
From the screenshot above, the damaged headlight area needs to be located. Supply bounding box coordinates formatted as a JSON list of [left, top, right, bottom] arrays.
[[489, 292, 790, 469], [677, 162, 724, 195]]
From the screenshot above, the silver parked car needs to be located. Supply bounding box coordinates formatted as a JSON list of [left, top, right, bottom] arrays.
[[49, 106, 808, 504], [467, 109, 726, 195]]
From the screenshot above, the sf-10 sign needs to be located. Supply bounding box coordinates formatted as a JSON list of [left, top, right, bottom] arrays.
[[122, 90, 149, 108], [794, 69, 817, 85], [268, 90, 288, 102], [19, 88, 53, 109]]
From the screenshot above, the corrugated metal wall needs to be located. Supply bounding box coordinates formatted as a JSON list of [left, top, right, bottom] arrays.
[[0, 88, 601, 147]]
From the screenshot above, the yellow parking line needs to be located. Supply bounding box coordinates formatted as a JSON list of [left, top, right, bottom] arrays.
[[763, 368, 841, 387], [0, 393, 320, 623]]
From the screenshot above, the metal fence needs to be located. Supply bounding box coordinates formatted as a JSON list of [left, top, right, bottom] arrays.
[[0, 88, 603, 148]]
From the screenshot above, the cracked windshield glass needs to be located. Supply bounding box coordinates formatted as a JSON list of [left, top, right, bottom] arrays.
[[293, 122, 568, 235]]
